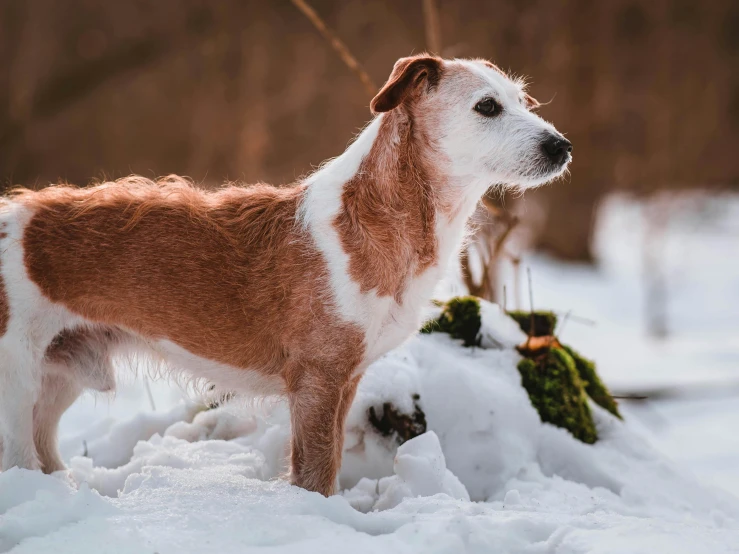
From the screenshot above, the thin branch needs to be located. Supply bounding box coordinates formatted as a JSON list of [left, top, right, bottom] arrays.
[[422, 0, 442, 54], [511, 255, 522, 310], [290, 0, 377, 97], [559, 312, 597, 327], [613, 379, 739, 402], [461, 195, 520, 302], [461, 246, 495, 301], [492, 215, 520, 259], [144, 376, 156, 411], [554, 309, 573, 338], [480, 194, 509, 219], [526, 267, 534, 349]]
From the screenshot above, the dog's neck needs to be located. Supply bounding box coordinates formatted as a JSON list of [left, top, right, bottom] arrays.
[[300, 110, 481, 314]]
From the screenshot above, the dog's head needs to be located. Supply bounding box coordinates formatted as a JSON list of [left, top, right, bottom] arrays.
[[371, 55, 571, 191]]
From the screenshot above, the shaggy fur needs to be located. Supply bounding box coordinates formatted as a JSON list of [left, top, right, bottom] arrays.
[[0, 55, 571, 496]]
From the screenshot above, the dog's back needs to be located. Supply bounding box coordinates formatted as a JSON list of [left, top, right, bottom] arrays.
[[14, 176, 345, 372]]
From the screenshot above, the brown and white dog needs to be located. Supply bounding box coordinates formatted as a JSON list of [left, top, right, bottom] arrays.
[[0, 55, 571, 496]]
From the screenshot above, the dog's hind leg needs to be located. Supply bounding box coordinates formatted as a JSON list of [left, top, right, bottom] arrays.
[[34, 326, 119, 472], [33, 373, 82, 473]]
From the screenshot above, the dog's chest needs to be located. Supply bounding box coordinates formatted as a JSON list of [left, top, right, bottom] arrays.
[[360, 263, 445, 365]]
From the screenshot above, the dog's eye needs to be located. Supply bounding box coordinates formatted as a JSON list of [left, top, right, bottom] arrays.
[[474, 98, 499, 117]]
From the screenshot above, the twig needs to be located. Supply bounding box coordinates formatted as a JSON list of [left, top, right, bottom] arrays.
[[493, 215, 520, 259], [559, 312, 597, 327], [526, 267, 534, 349], [144, 375, 156, 411], [613, 379, 739, 402], [555, 309, 573, 338], [422, 0, 442, 54], [506, 251, 522, 310], [461, 197, 520, 302], [461, 245, 494, 301], [290, 0, 377, 97], [480, 195, 506, 218]]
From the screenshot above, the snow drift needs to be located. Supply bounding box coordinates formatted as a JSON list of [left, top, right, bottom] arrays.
[[2, 301, 738, 553]]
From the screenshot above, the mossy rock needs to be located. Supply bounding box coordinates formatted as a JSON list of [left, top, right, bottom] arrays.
[[508, 310, 558, 337], [563, 345, 621, 419], [517, 347, 597, 444], [422, 299, 618, 443], [421, 296, 482, 347], [509, 310, 621, 424]]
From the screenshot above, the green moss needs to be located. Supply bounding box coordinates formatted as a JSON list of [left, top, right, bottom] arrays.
[[419, 319, 440, 334], [421, 298, 617, 443], [421, 296, 482, 347], [517, 347, 597, 444], [563, 345, 622, 419], [508, 310, 558, 337]]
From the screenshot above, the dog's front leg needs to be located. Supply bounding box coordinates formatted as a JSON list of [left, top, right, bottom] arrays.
[[287, 369, 361, 496]]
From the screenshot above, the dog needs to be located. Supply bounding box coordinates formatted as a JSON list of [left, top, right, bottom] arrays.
[[0, 55, 571, 496]]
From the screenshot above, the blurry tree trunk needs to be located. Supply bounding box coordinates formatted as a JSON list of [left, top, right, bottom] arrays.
[[529, 0, 603, 263], [533, 190, 601, 262], [1, 0, 736, 212], [422, 0, 441, 54], [643, 195, 669, 339]]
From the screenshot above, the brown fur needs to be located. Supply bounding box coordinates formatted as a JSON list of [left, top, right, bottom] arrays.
[[16, 177, 365, 494], [335, 55, 443, 301], [18, 178, 361, 374], [334, 108, 438, 301], [370, 56, 442, 114], [44, 326, 120, 392]]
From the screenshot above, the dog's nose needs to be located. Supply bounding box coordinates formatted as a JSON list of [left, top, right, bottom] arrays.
[[542, 135, 572, 165]]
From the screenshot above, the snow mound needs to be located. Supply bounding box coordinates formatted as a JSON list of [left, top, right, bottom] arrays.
[[0, 468, 116, 552], [3, 300, 739, 552], [344, 431, 470, 512], [477, 300, 527, 349]]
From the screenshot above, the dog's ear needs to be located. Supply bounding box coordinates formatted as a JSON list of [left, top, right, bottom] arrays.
[[523, 93, 540, 110], [371, 55, 443, 114]]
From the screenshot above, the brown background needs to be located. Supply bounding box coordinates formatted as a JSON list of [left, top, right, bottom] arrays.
[[2, 0, 737, 259]]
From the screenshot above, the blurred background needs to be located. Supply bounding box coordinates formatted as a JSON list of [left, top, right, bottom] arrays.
[[2, 0, 739, 493]]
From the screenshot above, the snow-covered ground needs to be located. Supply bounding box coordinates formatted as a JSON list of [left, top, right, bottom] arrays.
[[2, 193, 739, 553], [507, 193, 739, 497]]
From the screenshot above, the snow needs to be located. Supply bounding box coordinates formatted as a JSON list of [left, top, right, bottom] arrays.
[[3, 192, 739, 552], [501, 192, 739, 497], [478, 301, 528, 349], [359, 431, 470, 511]]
